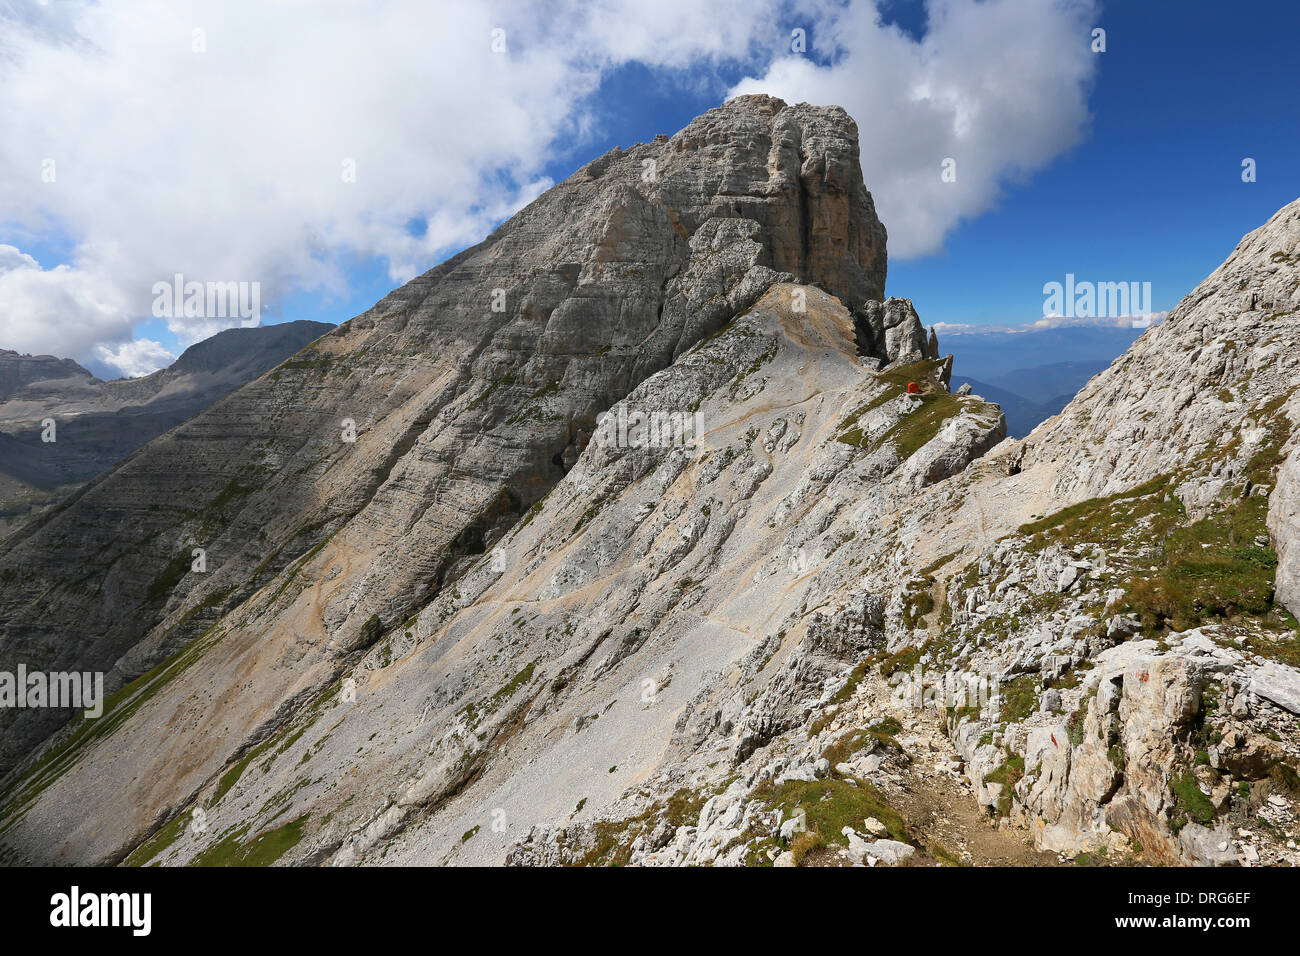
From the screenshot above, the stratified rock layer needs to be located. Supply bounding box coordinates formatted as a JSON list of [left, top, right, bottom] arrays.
[[0, 321, 334, 534]]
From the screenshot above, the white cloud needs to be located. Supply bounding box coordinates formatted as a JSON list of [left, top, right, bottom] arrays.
[[729, 0, 1100, 257], [0, 0, 1098, 372], [0, 244, 130, 358], [1031, 312, 1168, 329], [92, 338, 177, 379]]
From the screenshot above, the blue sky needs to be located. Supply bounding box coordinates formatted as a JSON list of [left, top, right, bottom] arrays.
[[2, 0, 1297, 375]]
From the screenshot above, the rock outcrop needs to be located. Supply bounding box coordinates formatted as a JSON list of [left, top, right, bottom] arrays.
[[1268, 416, 1300, 616], [856, 297, 935, 367]]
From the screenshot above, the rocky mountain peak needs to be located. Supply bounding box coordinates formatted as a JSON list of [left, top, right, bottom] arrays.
[[640, 93, 888, 310], [166, 320, 333, 376]]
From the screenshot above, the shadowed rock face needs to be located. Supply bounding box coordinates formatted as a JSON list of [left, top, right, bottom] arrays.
[[0, 94, 890, 780], [0, 352, 95, 403], [0, 322, 334, 527]]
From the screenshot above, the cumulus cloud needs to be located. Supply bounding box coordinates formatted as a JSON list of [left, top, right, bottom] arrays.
[[0, 244, 130, 358], [729, 0, 1100, 257], [0, 0, 1098, 372], [91, 339, 177, 379]]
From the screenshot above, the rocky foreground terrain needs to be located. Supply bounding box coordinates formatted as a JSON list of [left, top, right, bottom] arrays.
[[0, 320, 333, 536], [0, 96, 1297, 867]]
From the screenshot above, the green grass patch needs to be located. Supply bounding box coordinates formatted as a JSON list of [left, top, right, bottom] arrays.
[[821, 718, 904, 769], [208, 479, 251, 516], [1126, 495, 1277, 631], [995, 675, 1040, 724], [982, 751, 1025, 817], [123, 808, 192, 867], [573, 789, 707, 867], [837, 358, 965, 458], [1017, 476, 1176, 547], [1017, 451, 1290, 635], [1168, 771, 1216, 832], [191, 814, 310, 867], [748, 777, 909, 848], [878, 641, 929, 678], [1268, 760, 1300, 797], [902, 587, 936, 629], [145, 551, 193, 603]]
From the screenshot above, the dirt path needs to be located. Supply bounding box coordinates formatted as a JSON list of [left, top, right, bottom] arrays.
[[893, 766, 1058, 866], [886, 709, 1060, 866]]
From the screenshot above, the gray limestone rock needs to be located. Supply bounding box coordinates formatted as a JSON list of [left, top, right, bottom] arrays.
[[1248, 660, 1300, 715], [1269, 421, 1300, 617]]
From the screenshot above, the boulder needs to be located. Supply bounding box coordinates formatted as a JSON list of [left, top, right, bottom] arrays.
[[1247, 660, 1300, 715]]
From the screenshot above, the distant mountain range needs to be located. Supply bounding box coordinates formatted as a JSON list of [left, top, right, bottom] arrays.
[[944, 324, 1152, 437], [0, 320, 333, 535]]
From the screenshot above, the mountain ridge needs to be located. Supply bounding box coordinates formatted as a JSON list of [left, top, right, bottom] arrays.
[[0, 94, 898, 784]]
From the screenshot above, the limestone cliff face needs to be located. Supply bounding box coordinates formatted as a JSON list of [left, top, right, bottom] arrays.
[[0, 95, 890, 781]]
